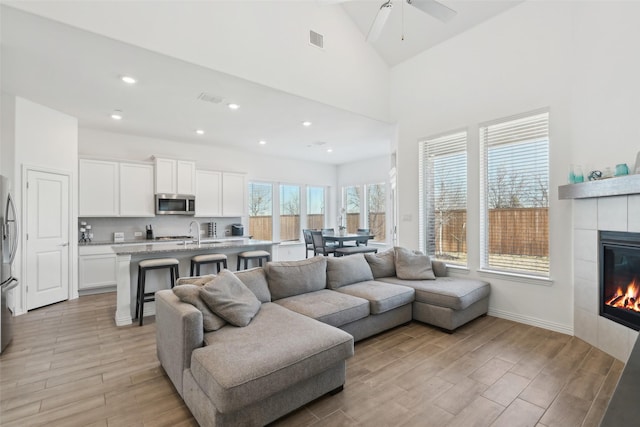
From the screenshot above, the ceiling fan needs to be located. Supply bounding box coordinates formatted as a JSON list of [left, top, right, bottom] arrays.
[[331, 0, 457, 42]]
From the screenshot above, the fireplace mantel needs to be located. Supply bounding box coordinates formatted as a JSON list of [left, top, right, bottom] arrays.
[[559, 174, 640, 200]]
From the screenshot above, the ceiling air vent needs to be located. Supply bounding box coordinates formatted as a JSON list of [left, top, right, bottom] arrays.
[[197, 92, 224, 104], [309, 30, 324, 49]]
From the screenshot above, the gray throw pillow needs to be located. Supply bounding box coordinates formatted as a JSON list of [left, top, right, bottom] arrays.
[[326, 254, 374, 289], [173, 284, 227, 331], [200, 270, 262, 327], [365, 249, 396, 278], [431, 260, 447, 277], [176, 274, 217, 287], [394, 247, 436, 280], [234, 267, 271, 303], [265, 256, 327, 300]]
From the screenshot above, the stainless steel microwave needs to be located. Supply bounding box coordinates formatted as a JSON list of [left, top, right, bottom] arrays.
[[155, 194, 195, 215]]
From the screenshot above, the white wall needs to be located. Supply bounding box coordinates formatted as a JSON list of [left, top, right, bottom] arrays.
[[13, 97, 78, 314], [391, 0, 640, 334], [391, 1, 578, 333], [7, 1, 390, 122]]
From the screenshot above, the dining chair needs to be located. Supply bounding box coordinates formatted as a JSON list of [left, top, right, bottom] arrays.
[[310, 230, 335, 256], [356, 228, 371, 246], [302, 229, 315, 258], [321, 228, 339, 247]]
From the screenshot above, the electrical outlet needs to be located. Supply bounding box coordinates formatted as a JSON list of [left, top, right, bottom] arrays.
[[134, 231, 142, 237]]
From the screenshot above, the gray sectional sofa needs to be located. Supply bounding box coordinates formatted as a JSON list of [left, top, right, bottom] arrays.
[[155, 247, 490, 427]]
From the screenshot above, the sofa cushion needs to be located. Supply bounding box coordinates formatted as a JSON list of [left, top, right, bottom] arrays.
[[335, 280, 415, 315], [194, 303, 354, 413], [394, 247, 435, 280], [265, 256, 327, 300], [274, 289, 369, 327], [365, 249, 396, 278], [172, 284, 227, 332], [326, 254, 374, 289], [200, 270, 261, 327], [376, 276, 490, 310], [233, 267, 271, 303]]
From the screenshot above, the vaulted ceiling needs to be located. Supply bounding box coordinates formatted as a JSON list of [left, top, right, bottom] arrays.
[[1, 1, 521, 165]]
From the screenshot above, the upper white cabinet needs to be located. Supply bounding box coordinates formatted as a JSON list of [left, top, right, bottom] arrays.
[[195, 170, 222, 217], [79, 159, 154, 217], [222, 172, 246, 217], [79, 159, 119, 216], [154, 157, 195, 195], [119, 163, 155, 217], [177, 160, 196, 195]]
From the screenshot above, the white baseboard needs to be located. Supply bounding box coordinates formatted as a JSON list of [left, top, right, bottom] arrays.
[[488, 308, 574, 336]]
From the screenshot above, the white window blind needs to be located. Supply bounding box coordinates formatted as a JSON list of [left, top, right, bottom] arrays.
[[480, 111, 549, 276], [419, 131, 467, 266]]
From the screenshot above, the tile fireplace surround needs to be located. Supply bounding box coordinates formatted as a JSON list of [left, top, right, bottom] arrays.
[[573, 193, 640, 362]]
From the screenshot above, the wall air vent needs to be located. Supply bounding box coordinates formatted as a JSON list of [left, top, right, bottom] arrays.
[[197, 92, 224, 104], [309, 30, 324, 49]]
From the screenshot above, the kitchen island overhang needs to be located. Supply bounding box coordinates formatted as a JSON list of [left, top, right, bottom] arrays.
[[112, 239, 277, 326]]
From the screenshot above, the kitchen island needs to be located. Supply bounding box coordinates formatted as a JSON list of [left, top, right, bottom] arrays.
[[112, 238, 276, 326]]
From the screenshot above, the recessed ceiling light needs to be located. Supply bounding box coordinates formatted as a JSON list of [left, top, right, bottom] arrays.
[[227, 103, 240, 110], [195, 129, 205, 135], [302, 121, 312, 127], [111, 110, 123, 120], [121, 75, 137, 84], [259, 140, 267, 145], [327, 148, 333, 153]]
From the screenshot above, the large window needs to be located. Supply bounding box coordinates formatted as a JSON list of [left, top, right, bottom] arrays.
[[339, 184, 387, 241], [248, 182, 273, 241], [420, 131, 468, 266], [367, 183, 386, 242], [280, 184, 300, 242], [480, 111, 549, 276], [307, 186, 325, 229], [343, 186, 361, 233]]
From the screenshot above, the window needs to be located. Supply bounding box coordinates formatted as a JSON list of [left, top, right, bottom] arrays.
[[307, 186, 325, 229], [480, 111, 549, 276], [248, 182, 272, 241], [367, 183, 386, 242], [419, 131, 468, 266], [280, 184, 300, 241], [343, 186, 361, 233]]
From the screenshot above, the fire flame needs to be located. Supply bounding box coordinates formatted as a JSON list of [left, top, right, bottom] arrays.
[[606, 277, 640, 312]]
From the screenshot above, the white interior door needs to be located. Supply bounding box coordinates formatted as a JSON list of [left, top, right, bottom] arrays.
[[26, 169, 70, 310]]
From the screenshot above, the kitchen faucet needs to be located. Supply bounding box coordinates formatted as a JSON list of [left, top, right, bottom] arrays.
[[189, 220, 201, 245]]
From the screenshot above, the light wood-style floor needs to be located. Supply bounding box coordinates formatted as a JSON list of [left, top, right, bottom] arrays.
[[0, 293, 622, 427]]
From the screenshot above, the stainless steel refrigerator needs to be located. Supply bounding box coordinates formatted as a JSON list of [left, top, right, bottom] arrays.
[[0, 176, 19, 354]]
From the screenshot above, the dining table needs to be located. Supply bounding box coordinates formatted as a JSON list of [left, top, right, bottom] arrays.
[[322, 232, 374, 248]]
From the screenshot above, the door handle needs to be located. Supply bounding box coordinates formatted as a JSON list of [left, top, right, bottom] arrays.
[[58, 242, 69, 247]]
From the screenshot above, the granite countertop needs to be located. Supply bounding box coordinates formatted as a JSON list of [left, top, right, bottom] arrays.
[[80, 236, 254, 247], [111, 238, 275, 255]]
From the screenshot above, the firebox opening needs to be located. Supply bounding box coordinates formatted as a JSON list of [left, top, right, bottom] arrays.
[[600, 231, 640, 331]]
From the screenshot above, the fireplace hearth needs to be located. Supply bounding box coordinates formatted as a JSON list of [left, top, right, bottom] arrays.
[[600, 231, 640, 331]]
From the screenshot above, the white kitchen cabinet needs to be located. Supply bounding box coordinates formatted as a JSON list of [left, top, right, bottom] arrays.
[[79, 245, 117, 293], [79, 159, 119, 216], [119, 163, 155, 217], [154, 157, 195, 195], [177, 160, 196, 195], [80, 159, 155, 217], [195, 170, 222, 217], [222, 172, 246, 217]]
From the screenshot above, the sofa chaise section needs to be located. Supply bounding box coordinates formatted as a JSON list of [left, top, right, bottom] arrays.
[[377, 276, 490, 331], [185, 302, 353, 426]]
